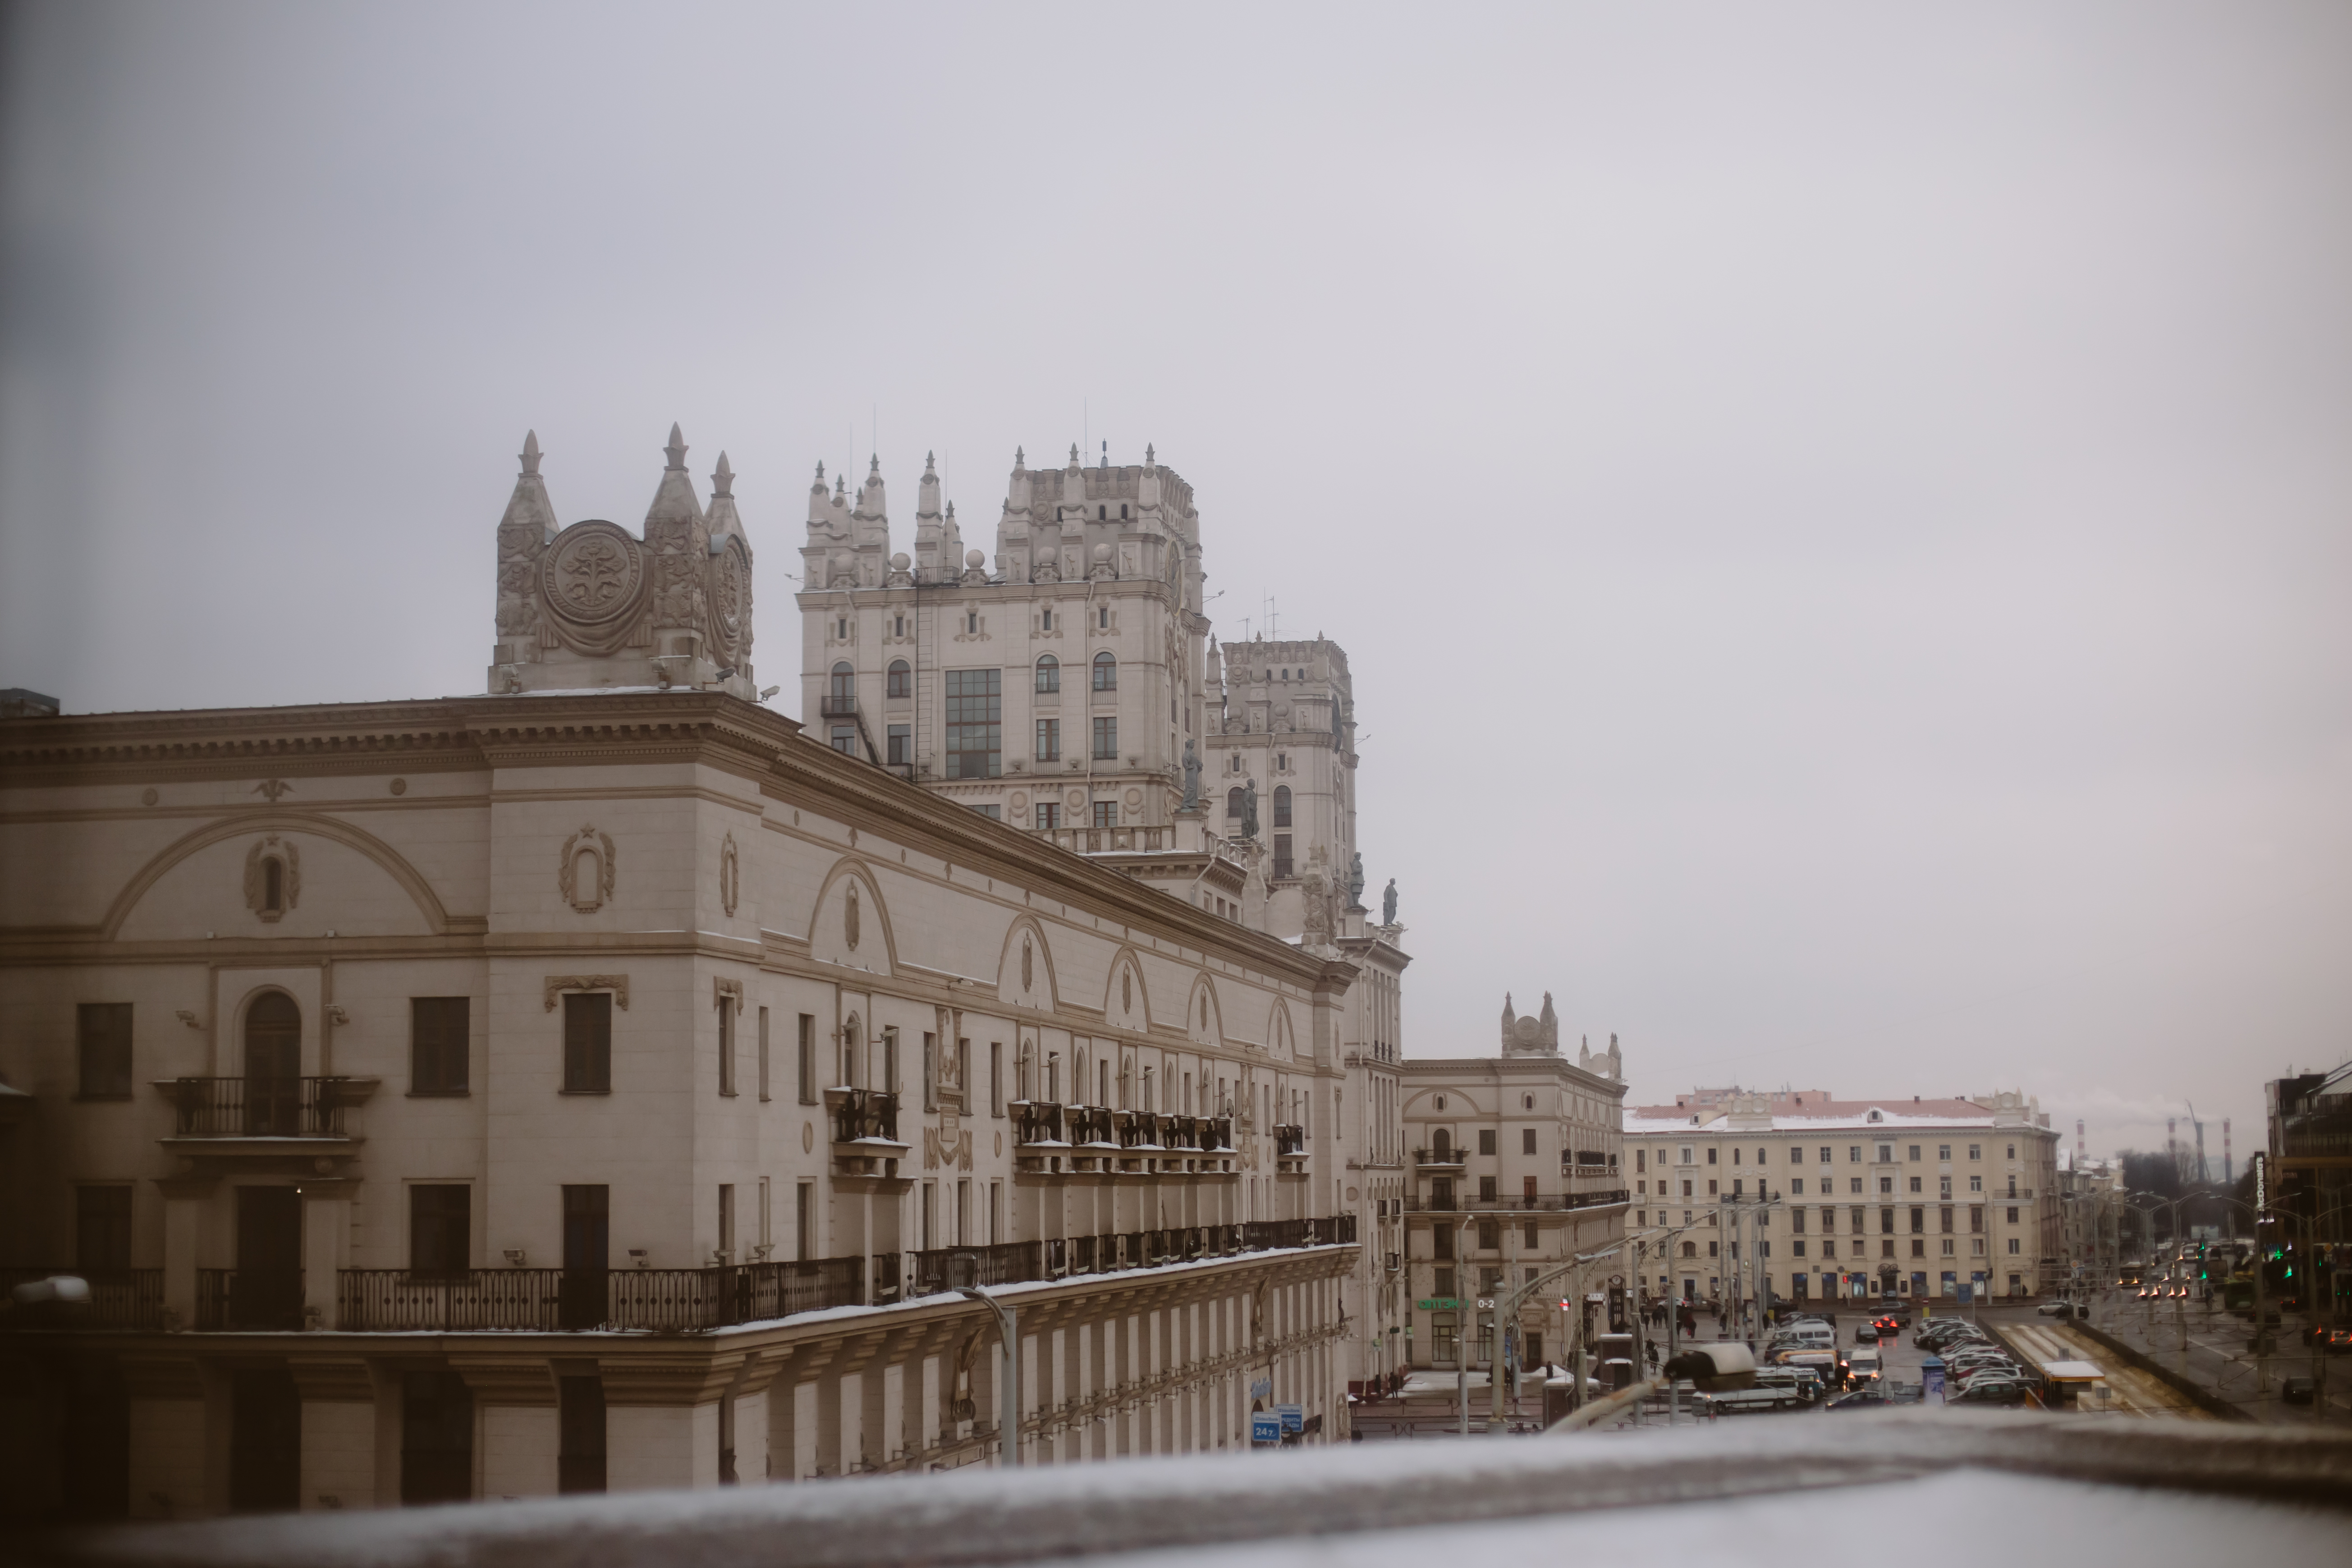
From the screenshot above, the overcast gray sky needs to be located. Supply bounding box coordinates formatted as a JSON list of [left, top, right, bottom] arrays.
[[5, 1, 2347, 1164]]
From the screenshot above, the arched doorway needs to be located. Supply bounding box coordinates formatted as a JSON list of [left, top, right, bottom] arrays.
[[243, 992, 301, 1136]]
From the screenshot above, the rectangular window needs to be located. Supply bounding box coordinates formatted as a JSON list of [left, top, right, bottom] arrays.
[[990, 1041, 1004, 1116], [410, 1185, 471, 1276], [410, 997, 470, 1095], [718, 1184, 735, 1258], [1849, 1146, 1861, 1163], [882, 1028, 899, 1096], [797, 1015, 816, 1104], [1434, 1225, 1454, 1261], [1093, 800, 1118, 828], [76, 1003, 133, 1099], [76, 1185, 133, 1272], [923, 1033, 938, 1113], [757, 1008, 770, 1101], [1036, 718, 1060, 762], [558, 1376, 606, 1495], [1967, 1144, 1981, 1160], [1478, 1176, 1497, 1202], [2007, 1237, 2021, 1254], [1478, 1129, 1497, 1156], [1478, 1220, 1500, 1251], [563, 993, 612, 1092], [1273, 834, 1293, 880], [759, 1177, 770, 1251], [1522, 1221, 1538, 1249], [1036, 801, 1061, 829], [830, 725, 858, 756], [887, 724, 911, 766], [795, 1183, 814, 1262], [945, 668, 1002, 779], [970, 803, 1001, 821], [1706, 1148, 1718, 1165], [1091, 716, 1118, 761], [1908, 1145, 1921, 1161], [2006, 1206, 2019, 1224], [717, 996, 736, 1097], [1522, 1128, 1537, 1155]]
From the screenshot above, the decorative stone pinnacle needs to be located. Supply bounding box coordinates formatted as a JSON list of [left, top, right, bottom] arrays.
[[712, 451, 734, 497], [664, 423, 688, 471], [814, 460, 826, 484], [1014, 446, 1025, 468], [869, 453, 880, 477], [1069, 444, 1080, 464], [925, 451, 936, 473], [1146, 443, 1155, 465], [520, 430, 541, 476]]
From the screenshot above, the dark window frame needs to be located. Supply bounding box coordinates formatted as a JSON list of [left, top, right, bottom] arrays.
[[409, 1184, 472, 1277], [562, 992, 613, 1094], [1091, 651, 1117, 691], [76, 1003, 134, 1100], [76, 1184, 133, 1273], [409, 996, 470, 1096], [796, 1014, 816, 1105], [886, 660, 912, 700], [1035, 656, 1059, 694]]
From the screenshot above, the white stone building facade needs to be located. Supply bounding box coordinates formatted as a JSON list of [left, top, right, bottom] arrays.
[[1622, 1089, 2063, 1306], [0, 431, 1362, 1524], [1396, 997, 1630, 1375]]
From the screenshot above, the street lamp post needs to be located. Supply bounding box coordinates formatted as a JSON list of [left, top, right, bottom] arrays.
[[956, 1286, 1021, 1468]]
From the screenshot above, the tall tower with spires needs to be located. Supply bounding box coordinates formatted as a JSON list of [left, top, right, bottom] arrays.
[[796, 444, 1210, 844]]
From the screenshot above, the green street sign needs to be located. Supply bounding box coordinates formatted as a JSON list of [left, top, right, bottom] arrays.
[[1416, 1297, 1462, 1311]]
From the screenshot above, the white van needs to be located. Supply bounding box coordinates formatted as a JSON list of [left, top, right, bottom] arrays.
[[1848, 1348, 1884, 1383]]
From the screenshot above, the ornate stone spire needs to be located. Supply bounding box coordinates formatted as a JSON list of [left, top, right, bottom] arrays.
[[664, 422, 688, 472], [711, 451, 734, 499], [521, 429, 542, 476]]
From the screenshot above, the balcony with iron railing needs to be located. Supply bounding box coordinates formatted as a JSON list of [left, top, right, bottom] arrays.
[[826, 1087, 907, 1175], [899, 1215, 1361, 1299], [1564, 1152, 1623, 1179], [1403, 1188, 1632, 1215], [820, 694, 859, 718], [1413, 1146, 1467, 1172], [0, 1268, 165, 1330], [330, 1254, 870, 1331], [1273, 1123, 1307, 1162], [157, 1075, 377, 1148], [1029, 825, 1169, 855]]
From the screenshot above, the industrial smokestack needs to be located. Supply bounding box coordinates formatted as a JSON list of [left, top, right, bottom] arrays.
[[2167, 1117, 2178, 1179], [2223, 1119, 2232, 1185], [2076, 1119, 2085, 1164], [2194, 1119, 2208, 1185]]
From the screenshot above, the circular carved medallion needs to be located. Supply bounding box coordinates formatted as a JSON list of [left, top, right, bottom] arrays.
[[1123, 788, 1143, 809], [541, 521, 646, 627], [141, 788, 159, 806], [709, 535, 750, 653], [1066, 789, 1085, 810], [389, 778, 407, 796]]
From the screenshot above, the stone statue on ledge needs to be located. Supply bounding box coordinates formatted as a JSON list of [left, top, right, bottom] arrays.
[[1348, 851, 1366, 908], [1241, 779, 1259, 839], [1181, 740, 1201, 810], [1382, 877, 1398, 926]]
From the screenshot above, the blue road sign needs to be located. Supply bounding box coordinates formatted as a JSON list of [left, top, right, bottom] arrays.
[[1252, 1412, 1282, 1444]]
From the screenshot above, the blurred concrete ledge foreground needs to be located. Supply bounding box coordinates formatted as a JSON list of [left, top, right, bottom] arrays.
[[15, 1414, 2350, 1568]]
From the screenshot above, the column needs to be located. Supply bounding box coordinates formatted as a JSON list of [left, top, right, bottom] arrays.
[[119, 1351, 211, 1519], [451, 1356, 560, 1500], [287, 1355, 381, 1509], [154, 1176, 215, 1331], [597, 1353, 742, 1490], [300, 1178, 358, 1328]]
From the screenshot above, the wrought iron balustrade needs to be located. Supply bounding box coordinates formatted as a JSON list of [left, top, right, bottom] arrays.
[[195, 1267, 304, 1330], [1013, 1100, 1066, 1146], [0, 1268, 165, 1330], [1274, 1123, 1306, 1156], [1404, 1189, 1630, 1215], [166, 1076, 357, 1137], [1413, 1146, 1467, 1169], [833, 1087, 901, 1145]]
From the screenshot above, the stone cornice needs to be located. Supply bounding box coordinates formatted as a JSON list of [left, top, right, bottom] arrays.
[[0, 691, 1343, 995]]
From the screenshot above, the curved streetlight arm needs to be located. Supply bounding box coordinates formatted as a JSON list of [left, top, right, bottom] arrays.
[[957, 1287, 1021, 1467]]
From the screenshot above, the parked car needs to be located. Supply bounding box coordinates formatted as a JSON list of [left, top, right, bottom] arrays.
[[2036, 1299, 2081, 1317], [1871, 1315, 1904, 1339], [1854, 1323, 1879, 1343], [1948, 1377, 2036, 1407], [2281, 1377, 2317, 1406], [1825, 1386, 1893, 1412], [2324, 1328, 2352, 1356]]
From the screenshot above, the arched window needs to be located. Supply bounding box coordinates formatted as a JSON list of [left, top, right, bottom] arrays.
[[830, 662, 855, 701], [1035, 655, 1059, 694], [1092, 651, 1117, 691], [1225, 787, 1245, 819], [1097, 504, 1106, 520], [1272, 786, 1292, 828], [1432, 1128, 1451, 1158], [886, 660, 911, 699]]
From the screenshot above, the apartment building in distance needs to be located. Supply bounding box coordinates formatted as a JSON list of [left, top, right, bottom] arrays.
[[0, 429, 1363, 1525], [1623, 1088, 2063, 1305], [1396, 997, 1629, 1374]]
